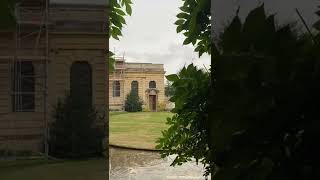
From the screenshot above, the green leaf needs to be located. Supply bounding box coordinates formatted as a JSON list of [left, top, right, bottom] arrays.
[[126, 4, 132, 16], [177, 13, 189, 19], [166, 74, 179, 82], [177, 25, 185, 33], [183, 37, 192, 45], [314, 20, 320, 31], [175, 19, 185, 25], [179, 6, 189, 12], [112, 26, 122, 36], [115, 8, 126, 16]]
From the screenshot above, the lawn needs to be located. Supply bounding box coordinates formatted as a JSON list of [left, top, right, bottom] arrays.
[[109, 111, 173, 150], [0, 158, 107, 180], [0, 111, 171, 179]]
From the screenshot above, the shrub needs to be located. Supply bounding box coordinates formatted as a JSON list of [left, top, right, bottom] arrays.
[[142, 104, 150, 112], [124, 90, 143, 112], [49, 94, 104, 159], [157, 102, 166, 111]]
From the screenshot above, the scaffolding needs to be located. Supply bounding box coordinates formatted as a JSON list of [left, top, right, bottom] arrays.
[[1, 0, 107, 156], [12, 0, 49, 157], [110, 54, 126, 109]]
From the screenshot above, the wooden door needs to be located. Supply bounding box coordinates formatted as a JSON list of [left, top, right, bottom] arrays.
[[149, 95, 156, 111]]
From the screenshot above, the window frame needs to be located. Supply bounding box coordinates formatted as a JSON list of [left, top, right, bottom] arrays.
[[113, 81, 121, 97], [11, 61, 35, 112], [149, 81, 156, 89]]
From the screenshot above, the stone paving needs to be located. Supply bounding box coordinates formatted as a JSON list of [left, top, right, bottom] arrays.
[[109, 147, 211, 180]]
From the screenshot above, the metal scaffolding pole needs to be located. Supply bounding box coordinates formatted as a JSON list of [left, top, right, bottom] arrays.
[[13, 0, 50, 158]]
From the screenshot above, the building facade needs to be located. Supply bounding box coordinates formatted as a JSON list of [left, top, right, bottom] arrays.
[[109, 57, 165, 111], [0, 0, 108, 153]]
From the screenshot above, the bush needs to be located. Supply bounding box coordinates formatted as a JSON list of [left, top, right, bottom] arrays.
[[49, 94, 104, 159], [124, 90, 143, 112], [142, 104, 150, 112], [0, 149, 14, 157], [157, 102, 166, 111]]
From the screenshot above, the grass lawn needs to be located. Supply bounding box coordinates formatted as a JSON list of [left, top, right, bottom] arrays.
[[0, 111, 171, 179], [0, 158, 107, 180], [109, 111, 173, 150]]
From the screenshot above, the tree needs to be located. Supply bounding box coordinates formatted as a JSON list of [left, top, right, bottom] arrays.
[[49, 94, 104, 158], [175, 0, 211, 57], [313, 4, 320, 44], [159, 4, 320, 179], [124, 89, 143, 112], [157, 0, 212, 176], [208, 4, 320, 179], [164, 81, 175, 97], [109, 0, 133, 72], [156, 64, 210, 171], [0, 0, 19, 29]]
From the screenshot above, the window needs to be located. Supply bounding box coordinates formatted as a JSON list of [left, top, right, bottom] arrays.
[[113, 81, 121, 97], [12, 61, 35, 112], [149, 81, 156, 89], [131, 81, 139, 94]]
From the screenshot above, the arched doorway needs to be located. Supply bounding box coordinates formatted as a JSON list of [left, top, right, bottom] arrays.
[[70, 61, 92, 108]]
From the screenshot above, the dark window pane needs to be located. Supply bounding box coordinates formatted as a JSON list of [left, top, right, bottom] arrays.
[[113, 81, 120, 97], [131, 81, 138, 94], [149, 81, 156, 88], [12, 61, 35, 112]]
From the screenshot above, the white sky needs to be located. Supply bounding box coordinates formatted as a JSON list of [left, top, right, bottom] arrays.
[[110, 0, 211, 75]]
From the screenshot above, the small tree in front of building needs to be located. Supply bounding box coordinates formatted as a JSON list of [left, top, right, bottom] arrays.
[[124, 89, 143, 112], [49, 94, 105, 158]]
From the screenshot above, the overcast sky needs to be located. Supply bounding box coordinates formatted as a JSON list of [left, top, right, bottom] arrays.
[[109, 0, 211, 75]]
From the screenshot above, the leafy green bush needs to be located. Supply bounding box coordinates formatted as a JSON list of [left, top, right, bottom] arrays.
[[124, 90, 143, 112], [142, 104, 150, 112], [49, 94, 104, 158], [0, 149, 14, 157], [157, 102, 166, 112]]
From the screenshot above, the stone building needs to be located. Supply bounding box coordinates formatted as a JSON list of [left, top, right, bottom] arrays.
[[0, 0, 108, 153], [109, 57, 165, 111]]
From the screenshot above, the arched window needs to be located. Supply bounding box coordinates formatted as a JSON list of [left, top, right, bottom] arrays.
[[131, 81, 139, 94], [149, 81, 156, 88], [70, 61, 92, 107], [12, 61, 35, 112], [113, 81, 121, 97]]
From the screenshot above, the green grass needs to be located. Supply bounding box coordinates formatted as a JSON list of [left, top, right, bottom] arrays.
[[0, 111, 171, 179], [0, 158, 107, 180], [109, 111, 173, 150]]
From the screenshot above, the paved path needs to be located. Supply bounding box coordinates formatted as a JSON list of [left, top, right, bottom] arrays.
[[109, 147, 211, 180]]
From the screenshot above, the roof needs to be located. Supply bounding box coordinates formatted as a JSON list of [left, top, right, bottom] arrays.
[[50, 0, 108, 5]]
